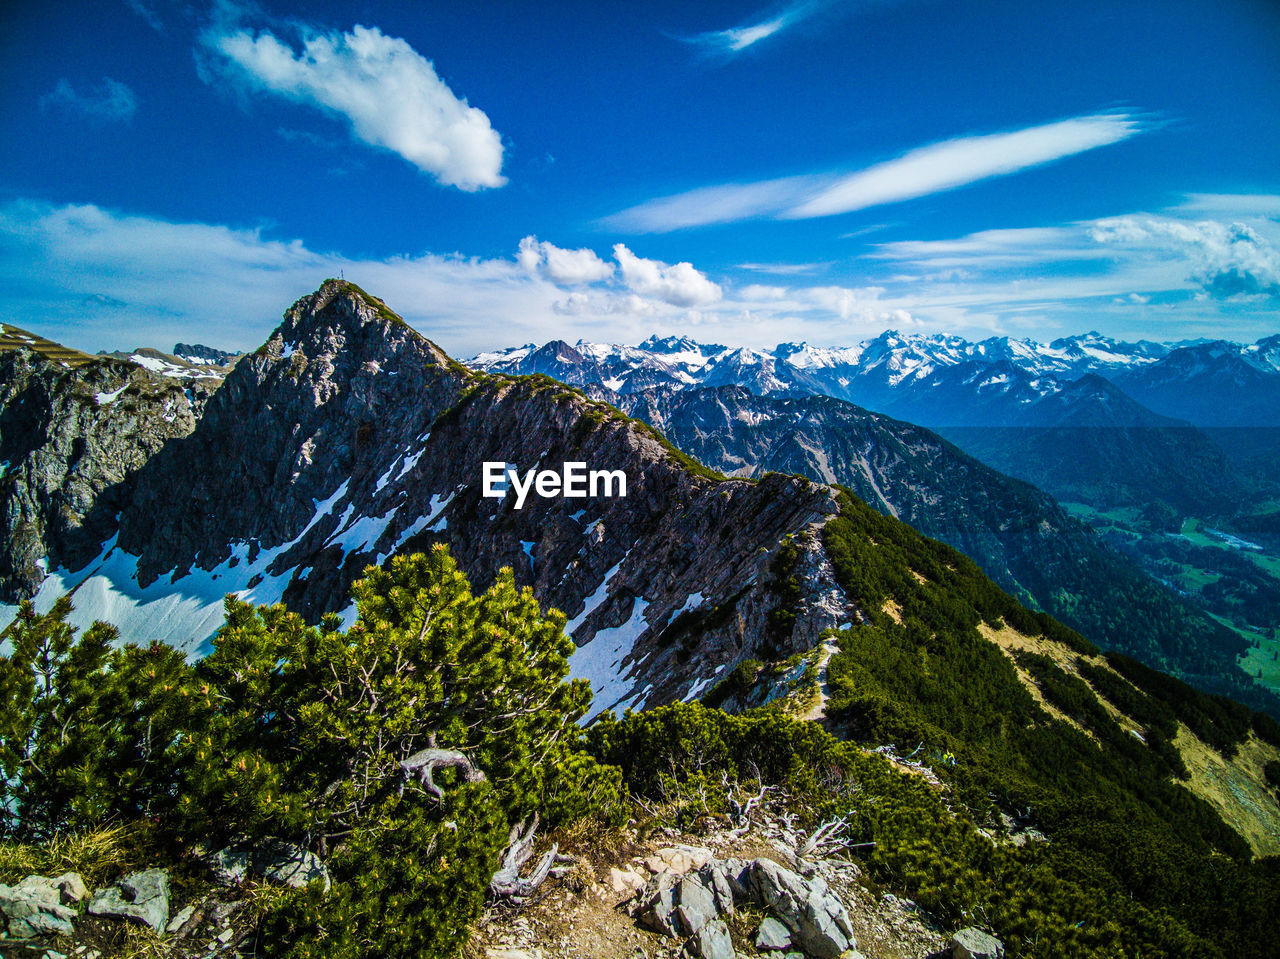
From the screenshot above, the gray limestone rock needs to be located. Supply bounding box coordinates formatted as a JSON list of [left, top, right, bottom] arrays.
[[254, 840, 330, 891], [673, 874, 718, 936], [209, 847, 252, 886], [88, 868, 170, 932], [950, 927, 1004, 959], [635, 872, 682, 937], [52, 872, 88, 905], [699, 858, 750, 915], [756, 915, 794, 950], [687, 918, 736, 959], [0, 876, 78, 939], [748, 859, 855, 959], [166, 903, 196, 935]]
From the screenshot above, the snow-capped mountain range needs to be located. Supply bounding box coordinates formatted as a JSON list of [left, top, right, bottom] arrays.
[[470, 331, 1280, 428]]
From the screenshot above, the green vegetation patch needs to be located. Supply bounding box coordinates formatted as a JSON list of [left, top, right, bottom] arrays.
[[0, 323, 97, 368], [808, 488, 1279, 958], [590, 702, 1280, 959], [0, 548, 620, 959]]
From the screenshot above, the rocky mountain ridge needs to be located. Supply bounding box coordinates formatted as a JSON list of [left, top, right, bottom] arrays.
[[470, 332, 1275, 593], [0, 282, 845, 714], [3, 283, 1280, 959], [0, 348, 206, 600]]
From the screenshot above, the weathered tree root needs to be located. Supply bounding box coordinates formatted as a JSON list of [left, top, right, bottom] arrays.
[[398, 747, 486, 799], [489, 814, 574, 902]]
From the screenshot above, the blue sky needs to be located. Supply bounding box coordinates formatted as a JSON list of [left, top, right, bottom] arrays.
[[1, 0, 1278, 356]]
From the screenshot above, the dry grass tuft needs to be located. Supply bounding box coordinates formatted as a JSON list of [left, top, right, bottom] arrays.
[[0, 823, 150, 888]]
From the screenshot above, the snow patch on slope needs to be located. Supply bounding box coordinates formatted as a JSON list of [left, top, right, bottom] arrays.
[[572, 595, 651, 721]]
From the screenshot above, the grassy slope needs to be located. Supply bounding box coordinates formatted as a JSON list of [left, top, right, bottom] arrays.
[[0, 323, 97, 367], [730, 487, 1280, 955]]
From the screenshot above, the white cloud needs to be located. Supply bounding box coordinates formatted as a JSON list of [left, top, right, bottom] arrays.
[[605, 113, 1144, 232], [862, 198, 1280, 338], [125, 0, 164, 32], [1177, 194, 1280, 218], [0, 202, 727, 356], [5, 197, 1277, 363], [40, 77, 138, 122], [517, 236, 614, 284], [683, 1, 829, 55], [737, 261, 828, 275], [201, 17, 505, 190], [604, 175, 819, 233], [1090, 216, 1280, 299], [740, 284, 789, 300], [788, 113, 1142, 219], [692, 12, 791, 53], [612, 244, 723, 306]]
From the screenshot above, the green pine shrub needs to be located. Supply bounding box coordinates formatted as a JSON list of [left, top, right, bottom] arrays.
[[0, 546, 620, 959]]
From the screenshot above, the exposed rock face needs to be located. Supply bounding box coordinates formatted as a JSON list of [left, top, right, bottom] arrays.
[[633, 856, 857, 959], [614, 385, 1124, 604], [747, 859, 856, 959], [118, 281, 470, 587], [0, 349, 202, 600], [173, 343, 240, 366], [606, 384, 1261, 703], [949, 927, 1004, 959]]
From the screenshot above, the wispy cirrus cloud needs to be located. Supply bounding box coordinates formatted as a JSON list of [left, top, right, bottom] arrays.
[[606, 113, 1145, 232], [124, 0, 164, 32], [199, 8, 505, 191], [40, 77, 138, 122], [788, 113, 1143, 218], [682, 0, 837, 55]]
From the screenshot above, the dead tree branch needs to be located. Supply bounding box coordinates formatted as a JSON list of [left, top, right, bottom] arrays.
[[798, 815, 853, 860], [728, 784, 775, 838]]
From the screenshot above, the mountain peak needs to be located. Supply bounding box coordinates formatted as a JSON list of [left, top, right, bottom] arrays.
[[639, 334, 704, 355], [173, 343, 238, 365], [268, 280, 456, 373], [288, 279, 406, 332]]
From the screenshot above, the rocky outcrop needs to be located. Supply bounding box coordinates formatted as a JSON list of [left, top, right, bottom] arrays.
[[632, 856, 858, 959], [0, 873, 85, 939], [208, 840, 329, 891], [87, 868, 170, 932], [0, 349, 202, 600], [949, 927, 1004, 959], [117, 282, 469, 588]]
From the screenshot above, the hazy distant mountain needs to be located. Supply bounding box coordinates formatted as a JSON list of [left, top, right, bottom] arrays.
[[1111, 338, 1280, 427], [472, 329, 1280, 428], [473, 330, 1274, 510]]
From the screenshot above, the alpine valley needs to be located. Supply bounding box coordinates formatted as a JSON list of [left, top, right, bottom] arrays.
[[3, 282, 1280, 959]]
